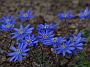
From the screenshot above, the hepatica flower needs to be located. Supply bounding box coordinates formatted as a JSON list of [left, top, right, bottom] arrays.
[[22, 35, 38, 47], [18, 10, 33, 22], [37, 23, 57, 31], [51, 37, 66, 48], [0, 16, 16, 31], [8, 43, 29, 62], [53, 40, 75, 56], [1, 23, 15, 32], [12, 24, 34, 40], [0, 16, 16, 24], [38, 30, 54, 45], [79, 7, 90, 20], [74, 32, 86, 43], [57, 11, 74, 20], [71, 32, 86, 50]]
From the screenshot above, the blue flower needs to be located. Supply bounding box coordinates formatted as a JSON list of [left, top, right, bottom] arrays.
[[8, 43, 29, 62], [51, 37, 66, 48], [53, 40, 75, 56], [37, 23, 57, 32], [21, 35, 38, 47], [0, 16, 16, 24], [79, 7, 90, 20], [0, 16, 16, 31], [57, 11, 74, 20], [12, 24, 34, 40], [70, 32, 86, 43], [72, 43, 84, 50], [71, 32, 86, 50], [18, 10, 33, 22], [38, 30, 54, 45], [74, 32, 86, 43], [1, 23, 15, 32]]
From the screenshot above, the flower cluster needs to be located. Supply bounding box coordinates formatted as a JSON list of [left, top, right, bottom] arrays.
[[9, 24, 38, 62], [37, 23, 86, 56], [52, 32, 86, 56], [37, 23, 57, 45], [57, 7, 90, 20], [37, 22, 86, 56], [0, 8, 87, 62], [0, 10, 37, 62]]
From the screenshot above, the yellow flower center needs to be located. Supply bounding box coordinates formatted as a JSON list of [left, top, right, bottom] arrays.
[[45, 25, 49, 28], [52, 38, 57, 42], [7, 25, 11, 28], [27, 40, 31, 43], [62, 44, 66, 49], [64, 14, 67, 18], [23, 13, 28, 17], [6, 19, 10, 22], [17, 49, 21, 54], [85, 12, 88, 16], [20, 30, 23, 34], [43, 35, 48, 39]]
